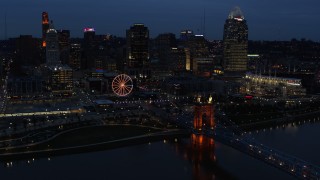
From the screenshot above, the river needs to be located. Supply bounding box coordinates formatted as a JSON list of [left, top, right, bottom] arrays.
[[0, 121, 319, 180]]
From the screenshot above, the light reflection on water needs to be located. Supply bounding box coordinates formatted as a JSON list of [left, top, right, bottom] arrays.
[[284, 123, 299, 134], [1, 120, 320, 179]]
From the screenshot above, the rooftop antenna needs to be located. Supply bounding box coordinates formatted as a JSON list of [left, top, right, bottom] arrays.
[[203, 8, 206, 37], [4, 11, 7, 40]]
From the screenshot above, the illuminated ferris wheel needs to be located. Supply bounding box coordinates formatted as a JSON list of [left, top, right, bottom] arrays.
[[112, 74, 133, 97]]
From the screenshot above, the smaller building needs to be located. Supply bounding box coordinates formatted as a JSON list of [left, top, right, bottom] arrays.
[[169, 47, 186, 73], [192, 57, 214, 77], [7, 76, 44, 98], [47, 65, 73, 95], [94, 99, 114, 111], [163, 75, 231, 96], [244, 73, 306, 97]]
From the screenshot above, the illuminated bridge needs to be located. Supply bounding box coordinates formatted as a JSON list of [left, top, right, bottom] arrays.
[[168, 97, 320, 180]]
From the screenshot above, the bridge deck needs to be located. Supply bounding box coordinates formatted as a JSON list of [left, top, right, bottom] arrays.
[[173, 112, 320, 180]]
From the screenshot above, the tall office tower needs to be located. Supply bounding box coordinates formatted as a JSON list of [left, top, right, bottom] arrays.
[[126, 24, 150, 79], [223, 7, 248, 74], [69, 44, 82, 70], [58, 30, 70, 64], [154, 33, 177, 68], [83, 27, 96, 49], [82, 27, 96, 70], [14, 35, 41, 73], [180, 30, 194, 41], [187, 35, 213, 76], [42, 12, 50, 47], [126, 24, 149, 68], [169, 47, 187, 73], [46, 21, 60, 66]]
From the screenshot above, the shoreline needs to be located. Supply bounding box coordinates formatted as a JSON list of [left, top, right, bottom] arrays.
[[0, 127, 190, 161], [237, 110, 320, 131]]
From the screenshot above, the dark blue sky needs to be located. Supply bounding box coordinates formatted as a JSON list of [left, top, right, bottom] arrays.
[[1, 0, 320, 40]]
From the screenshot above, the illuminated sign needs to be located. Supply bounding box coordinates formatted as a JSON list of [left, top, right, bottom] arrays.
[[234, 17, 244, 21], [245, 95, 253, 100], [84, 27, 95, 32], [247, 54, 259, 57]]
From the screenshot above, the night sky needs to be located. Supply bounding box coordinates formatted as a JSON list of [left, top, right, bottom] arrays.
[[1, 0, 320, 41]]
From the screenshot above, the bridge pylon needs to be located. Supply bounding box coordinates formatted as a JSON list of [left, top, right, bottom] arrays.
[[193, 95, 215, 131]]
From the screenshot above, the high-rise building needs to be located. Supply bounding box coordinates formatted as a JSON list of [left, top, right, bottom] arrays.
[[69, 44, 82, 70], [57, 30, 70, 64], [180, 30, 194, 41], [42, 12, 49, 47], [82, 27, 96, 70], [169, 47, 186, 72], [126, 24, 149, 68], [46, 21, 60, 66], [186, 35, 213, 76], [154, 33, 177, 67], [223, 7, 248, 74], [126, 24, 150, 79], [14, 35, 41, 72], [83, 27, 96, 49]]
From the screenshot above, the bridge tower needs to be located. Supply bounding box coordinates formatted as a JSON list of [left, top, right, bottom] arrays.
[[193, 95, 215, 130], [191, 95, 216, 178]]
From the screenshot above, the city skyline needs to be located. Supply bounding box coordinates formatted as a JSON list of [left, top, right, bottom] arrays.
[[1, 0, 320, 41]]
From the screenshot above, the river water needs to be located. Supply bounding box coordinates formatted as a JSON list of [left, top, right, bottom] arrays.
[[1, 121, 319, 180]]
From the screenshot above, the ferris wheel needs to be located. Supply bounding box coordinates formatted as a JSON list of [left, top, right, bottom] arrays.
[[112, 74, 133, 97]]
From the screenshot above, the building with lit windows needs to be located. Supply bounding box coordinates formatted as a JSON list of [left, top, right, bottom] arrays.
[[192, 57, 214, 77], [83, 27, 96, 49], [69, 44, 82, 70], [57, 30, 70, 65], [223, 7, 248, 74], [187, 35, 213, 76], [154, 33, 177, 68], [47, 65, 73, 95], [244, 73, 306, 97], [169, 47, 186, 73], [180, 30, 194, 41], [7, 77, 44, 98], [247, 54, 261, 73], [46, 21, 60, 66], [126, 24, 150, 79]]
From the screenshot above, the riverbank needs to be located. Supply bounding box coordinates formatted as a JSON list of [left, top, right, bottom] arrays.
[[0, 125, 189, 161], [238, 110, 320, 131]]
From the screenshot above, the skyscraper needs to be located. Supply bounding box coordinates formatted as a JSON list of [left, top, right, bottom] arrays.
[[57, 29, 70, 65], [126, 24, 150, 79], [82, 27, 96, 70], [223, 7, 248, 74], [42, 12, 49, 47], [154, 33, 177, 68], [46, 21, 60, 66], [126, 24, 149, 68], [83, 27, 96, 49], [180, 30, 194, 41], [15, 35, 41, 69], [69, 44, 82, 70]]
